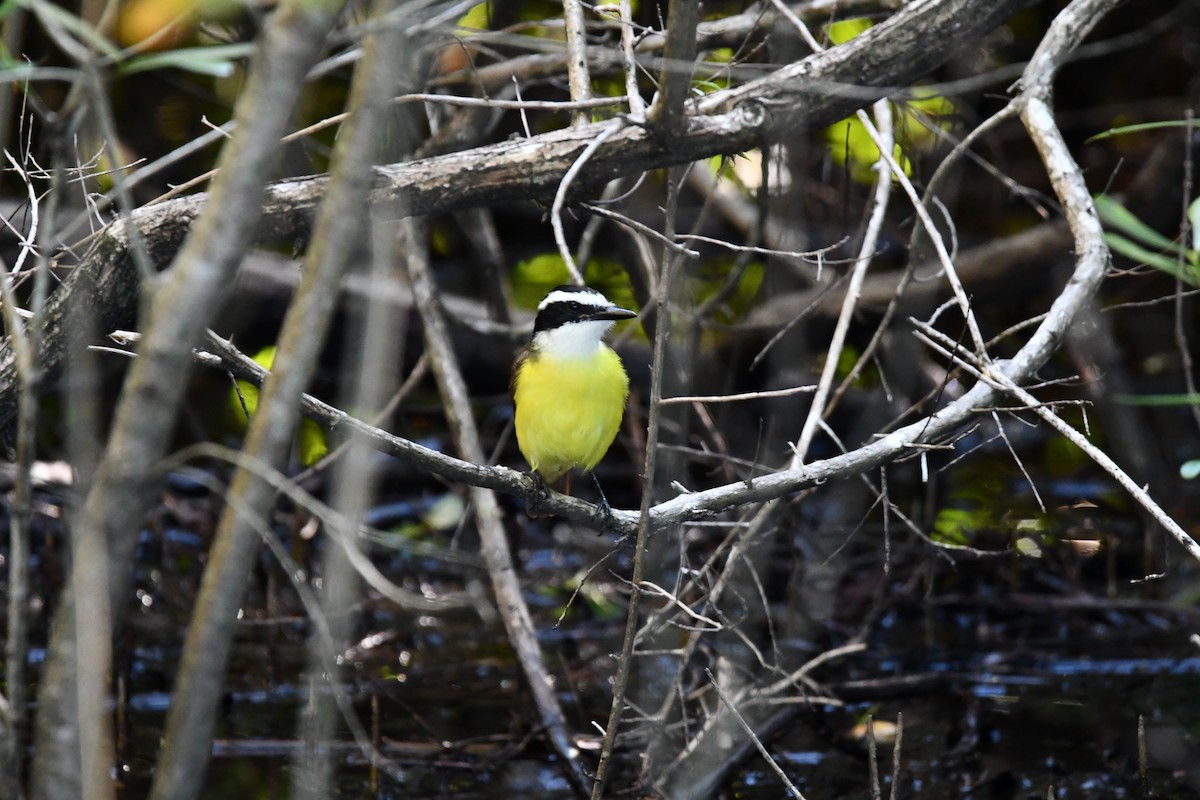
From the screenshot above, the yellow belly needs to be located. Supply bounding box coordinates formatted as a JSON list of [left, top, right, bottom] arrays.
[[513, 347, 629, 482]]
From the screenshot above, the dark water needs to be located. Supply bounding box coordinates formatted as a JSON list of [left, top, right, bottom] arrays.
[[8, 459, 1200, 799]]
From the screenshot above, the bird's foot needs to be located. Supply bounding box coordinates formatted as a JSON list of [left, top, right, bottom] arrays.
[[526, 471, 554, 517], [591, 473, 617, 533]]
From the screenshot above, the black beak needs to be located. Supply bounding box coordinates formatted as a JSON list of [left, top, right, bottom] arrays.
[[589, 306, 638, 322]]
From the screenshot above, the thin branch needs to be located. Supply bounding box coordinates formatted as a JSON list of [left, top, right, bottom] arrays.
[[404, 219, 587, 794], [615, 0, 646, 119], [552, 118, 627, 284], [993, 370, 1199, 564], [793, 99, 894, 464], [889, 713, 904, 800], [661, 383, 816, 405], [705, 669, 808, 800]]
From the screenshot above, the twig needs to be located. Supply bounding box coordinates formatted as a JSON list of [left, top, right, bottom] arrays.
[[991, 409, 1045, 512], [859, 110, 987, 355], [580, 201, 700, 258], [615, 0, 646, 119], [552, 118, 626, 284], [793, 98, 894, 464], [677, 232, 847, 263], [1175, 110, 1200, 433], [706, 669, 808, 799], [762, 642, 867, 697], [661, 383, 816, 405], [404, 219, 587, 794], [867, 714, 881, 800], [3, 149, 38, 275], [889, 712, 904, 800], [637, 581, 723, 629], [992, 370, 1200, 564]]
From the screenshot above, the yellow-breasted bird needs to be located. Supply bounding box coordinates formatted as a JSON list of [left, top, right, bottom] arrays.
[[512, 285, 637, 491]]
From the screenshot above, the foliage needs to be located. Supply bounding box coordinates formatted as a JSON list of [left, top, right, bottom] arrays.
[[822, 18, 957, 183], [228, 346, 329, 467], [1095, 193, 1200, 285]]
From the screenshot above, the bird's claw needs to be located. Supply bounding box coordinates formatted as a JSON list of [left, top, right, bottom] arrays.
[[592, 473, 616, 533], [527, 471, 553, 516]]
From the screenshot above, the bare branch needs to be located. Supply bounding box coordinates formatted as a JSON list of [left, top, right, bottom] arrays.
[[562, 0, 593, 125], [31, 2, 348, 796], [0, 0, 1031, 433], [404, 220, 588, 792]]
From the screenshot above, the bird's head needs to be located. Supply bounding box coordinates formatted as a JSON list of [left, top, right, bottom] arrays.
[[531, 285, 637, 359]]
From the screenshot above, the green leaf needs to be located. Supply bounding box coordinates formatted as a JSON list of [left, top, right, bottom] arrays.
[[1086, 120, 1193, 143], [227, 345, 328, 466], [455, 1, 490, 30], [0, 0, 21, 23], [297, 418, 328, 467], [1015, 536, 1042, 558], [1104, 232, 1200, 285], [120, 42, 254, 76], [1094, 194, 1178, 251], [825, 17, 872, 45], [23, 0, 121, 60], [932, 508, 975, 545], [1181, 460, 1200, 480], [1112, 393, 1200, 406]]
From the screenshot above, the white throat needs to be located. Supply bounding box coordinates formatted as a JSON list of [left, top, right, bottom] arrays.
[[533, 319, 614, 361]]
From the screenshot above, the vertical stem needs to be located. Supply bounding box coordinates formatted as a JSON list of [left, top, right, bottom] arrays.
[[562, 0, 592, 126], [4, 114, 63, 800], [292, 6, 411, 777], [617, 0, 645, 119], [404, 220, 586, 793], [647, 0, 698, 135], [591, 165, 682, 799]]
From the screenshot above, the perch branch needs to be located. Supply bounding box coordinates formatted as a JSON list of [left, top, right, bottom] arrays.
[[0, 0, 1031, 434]]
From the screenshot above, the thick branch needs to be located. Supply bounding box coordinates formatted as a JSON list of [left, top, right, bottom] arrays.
[[0, 0, 1028, 434], [29, 0, 346, 796]]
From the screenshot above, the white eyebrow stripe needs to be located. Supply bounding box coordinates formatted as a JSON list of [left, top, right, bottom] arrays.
[[537, 288, 611, 312]]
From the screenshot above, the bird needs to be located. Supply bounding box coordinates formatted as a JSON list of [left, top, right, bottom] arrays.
[[512, 285, 637, 497]]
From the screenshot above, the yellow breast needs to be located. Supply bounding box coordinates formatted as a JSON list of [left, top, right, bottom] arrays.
[[513, 346, 629, 482]]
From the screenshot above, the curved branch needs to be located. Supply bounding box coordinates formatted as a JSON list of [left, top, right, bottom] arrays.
[[200, 0, 1170, 567], [0, 0, 1028, 433]]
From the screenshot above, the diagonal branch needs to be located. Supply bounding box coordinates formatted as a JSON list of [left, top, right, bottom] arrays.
[[29, 1, 348, 797], [0, 0, 1030, 434], [403, 220, 588, 794]]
